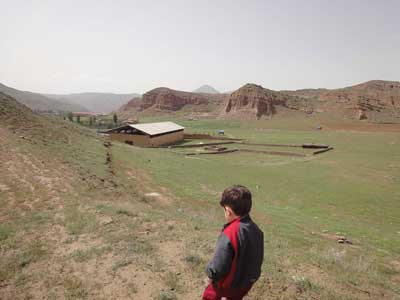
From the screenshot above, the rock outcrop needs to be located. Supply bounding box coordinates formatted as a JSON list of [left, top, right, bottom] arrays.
[[225, 84, 301, 118], [316, 82, 397, 112], [118, 87, 227, 119], [141, 87, 209, 111], [357, 109, 367, 120], [283, 80, 400, 120], [118, 80, 400, 122]]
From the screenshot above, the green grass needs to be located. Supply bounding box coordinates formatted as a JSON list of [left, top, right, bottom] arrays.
[[63, 276, 88, 299], [110, 118, 400, 298], [155, 290, 177, 300], [64, 206, 97, 235], [2, 98, 399, 299], [0, 224, 13, 241]]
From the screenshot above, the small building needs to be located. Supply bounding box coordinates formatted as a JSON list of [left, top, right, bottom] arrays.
[[106, 121, 184, 147]]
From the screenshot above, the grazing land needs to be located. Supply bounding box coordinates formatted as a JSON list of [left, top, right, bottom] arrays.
[[114, 117, 400, 299], [1, 95, 399, 300]]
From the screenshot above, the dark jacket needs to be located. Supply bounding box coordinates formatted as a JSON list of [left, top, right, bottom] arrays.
[[206, 214, 264, 289]]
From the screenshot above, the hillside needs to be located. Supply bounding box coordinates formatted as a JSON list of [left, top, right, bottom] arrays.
[[118, 87, 228, 119], [282, 80, 400, 121], [116, 80, 400, 122], [117, 96, 142, 119], [1, 92, 399, 299], [45, 92, 140, 113], [0, 92, 203, 299], [192, 84, 220, 94], [0, 82, 87, 112], [224, 83, 311, 119]]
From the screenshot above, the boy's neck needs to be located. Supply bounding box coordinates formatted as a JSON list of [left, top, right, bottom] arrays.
[[226, 215, 240, 223]]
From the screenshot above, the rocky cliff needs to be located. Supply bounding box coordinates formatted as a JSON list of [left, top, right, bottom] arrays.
[[118, 80, 400, 122], [140, 87, 209, 111], [283, 80, 400, 120], [322, 80, 400, 111], [225, 83, 304, 118]]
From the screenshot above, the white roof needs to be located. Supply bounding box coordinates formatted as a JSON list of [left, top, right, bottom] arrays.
[[129, 121, 184, 136]]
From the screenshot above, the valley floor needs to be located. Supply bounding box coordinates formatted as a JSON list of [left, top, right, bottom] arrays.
[[1, 116, 400, 300]]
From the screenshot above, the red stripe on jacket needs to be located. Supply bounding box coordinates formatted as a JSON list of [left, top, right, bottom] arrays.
[[218, 217, 240, 289]]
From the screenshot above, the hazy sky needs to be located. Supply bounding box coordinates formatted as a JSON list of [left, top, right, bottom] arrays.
[[0, 0, 399, 94]]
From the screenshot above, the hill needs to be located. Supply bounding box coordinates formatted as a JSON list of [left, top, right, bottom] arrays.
[[192, 84, 220, 94], [0, 82, 87, 112], [118, 87, 228, 119], [141, 87, 209, 111], [282, 80, 400, 121], [116, 80, 400, 122], [44, 92, 140, 113], [0, 92, 203, 299], [223, 80, 400, 121], [224, 83, 311, 119], [117, 81, 400, 122]]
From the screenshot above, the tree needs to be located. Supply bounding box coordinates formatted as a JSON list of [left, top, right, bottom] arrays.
[[89, 117, 93, 126], [77, 115, 81, 123], [113, 113, 118, 124], [67, 112, 73, 122]]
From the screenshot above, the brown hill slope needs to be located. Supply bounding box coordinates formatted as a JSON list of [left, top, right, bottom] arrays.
[[141, 87, 209, 110], [0, 92, 203, 299], [119, 80, 400, 122], [283, 80, 400, 121], [118, 87, 228, 119], [224, 83, 309, 119]]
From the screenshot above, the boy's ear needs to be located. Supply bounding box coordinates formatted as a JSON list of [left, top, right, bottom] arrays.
[[225, 206, 234, 216]]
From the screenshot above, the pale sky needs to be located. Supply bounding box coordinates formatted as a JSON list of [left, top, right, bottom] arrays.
[[0, 0, 399, 94]]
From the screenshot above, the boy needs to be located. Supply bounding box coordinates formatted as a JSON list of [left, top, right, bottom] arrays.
[[203, 185, 264, 300]]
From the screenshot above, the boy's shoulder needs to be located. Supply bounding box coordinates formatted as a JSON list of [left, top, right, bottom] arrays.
[[239, 215, 264, 235], [221, 215, 263, 236], [222, 217, 241, 237]]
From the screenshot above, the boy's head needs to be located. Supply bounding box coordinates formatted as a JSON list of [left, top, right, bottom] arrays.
[[220, 185, 252, 221]]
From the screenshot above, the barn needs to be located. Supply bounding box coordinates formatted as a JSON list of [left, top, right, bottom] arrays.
[[106, 121, 184, 147]]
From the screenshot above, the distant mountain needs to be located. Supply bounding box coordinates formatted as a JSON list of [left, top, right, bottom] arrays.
[[0, 82, 87, 112], [45, 92, 140, 113], [192, 85, 219, 94]]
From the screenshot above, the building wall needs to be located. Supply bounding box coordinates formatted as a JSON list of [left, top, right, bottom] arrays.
[[150, 130, 184, 147], [109, 130, 183, 147], [109, 133, 151, 146]]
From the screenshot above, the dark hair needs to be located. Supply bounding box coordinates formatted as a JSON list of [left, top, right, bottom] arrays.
[[220, 185, 252, 216]]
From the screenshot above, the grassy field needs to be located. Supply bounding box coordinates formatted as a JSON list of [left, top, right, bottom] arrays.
[[1, 95, 399, 300], [110, 117, 400, 299]]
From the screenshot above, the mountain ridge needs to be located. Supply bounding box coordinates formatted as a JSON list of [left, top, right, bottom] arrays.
[[116, 80, 400, 122], [0, 82, 87, 112], [44, 92, 140, 113]]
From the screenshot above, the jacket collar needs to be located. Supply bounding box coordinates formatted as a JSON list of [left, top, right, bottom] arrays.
[[223, 214, 250, 229]]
